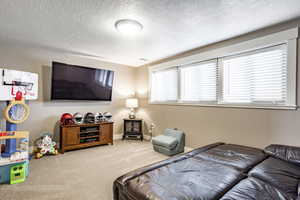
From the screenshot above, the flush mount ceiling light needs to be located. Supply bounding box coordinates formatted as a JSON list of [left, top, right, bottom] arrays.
[[115, 19, 143, 35]]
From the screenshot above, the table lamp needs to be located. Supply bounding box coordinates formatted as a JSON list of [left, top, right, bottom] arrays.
[[126, 98, 138, 119]]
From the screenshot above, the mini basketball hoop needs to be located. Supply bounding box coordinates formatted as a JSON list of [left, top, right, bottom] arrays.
[[11, 84, 34, 98], [0, 68, 38, 101], [3, 91, 30, 124]]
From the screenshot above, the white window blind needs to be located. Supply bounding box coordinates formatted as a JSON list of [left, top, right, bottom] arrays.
[[180, 60, 217, 102], [220, 44, 288, 105], [150, 67, 178, 102]]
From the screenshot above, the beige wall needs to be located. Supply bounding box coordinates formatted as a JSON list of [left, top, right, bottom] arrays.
[[0, 44, 136, 144], [136, 19, 300, 149]]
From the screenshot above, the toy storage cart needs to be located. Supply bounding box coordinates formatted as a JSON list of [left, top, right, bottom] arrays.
[[0, 131, 29, 184]]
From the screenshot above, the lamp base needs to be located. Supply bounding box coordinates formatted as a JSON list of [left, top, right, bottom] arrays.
[[129, 113, 136, 119], [129, 108, 136, 119]]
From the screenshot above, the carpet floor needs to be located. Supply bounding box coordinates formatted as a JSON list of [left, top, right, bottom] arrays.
[[0, 140, 168, 200]]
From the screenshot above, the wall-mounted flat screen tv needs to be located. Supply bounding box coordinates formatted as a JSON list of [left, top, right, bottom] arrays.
[[51, 62, 114, 101]]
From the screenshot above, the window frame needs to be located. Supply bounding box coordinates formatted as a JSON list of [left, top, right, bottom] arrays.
[[148, 28, 298, 110], [218, 44, 289, 107]]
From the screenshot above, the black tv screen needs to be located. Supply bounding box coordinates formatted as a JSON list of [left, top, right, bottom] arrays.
[[51, 62, 114, 101]]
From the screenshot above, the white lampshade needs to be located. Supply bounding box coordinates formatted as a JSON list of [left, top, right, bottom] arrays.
[[126, 98, 138, 108]]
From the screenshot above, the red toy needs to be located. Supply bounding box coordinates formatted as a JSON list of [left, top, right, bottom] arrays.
[[60, 113, 74, 125], [0, 132, 16, 137]]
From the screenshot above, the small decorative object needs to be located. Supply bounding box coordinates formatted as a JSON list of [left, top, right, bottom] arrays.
[[84, 112, 95, 123], [35, 134, 58, 159], [103, 112, 113, 122], [73, 112, 83, 124], [95, 112, 103, 123], [60, 113, 74, 125], [148, 123, 156, 139], [19, 138, 29, 152], [126, 98, 138, 119]]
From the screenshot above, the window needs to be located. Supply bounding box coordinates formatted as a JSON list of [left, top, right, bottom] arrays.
[[220, 44, 288, 105], [149, 28, 297, 109], [150, 67, 178, 102], [180, 60, 217, 102]]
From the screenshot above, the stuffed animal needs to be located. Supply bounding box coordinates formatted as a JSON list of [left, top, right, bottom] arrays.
[[35, 134, 58, 159]]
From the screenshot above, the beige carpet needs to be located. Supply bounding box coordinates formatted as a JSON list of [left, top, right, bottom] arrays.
[[0, 140, 168, 200]]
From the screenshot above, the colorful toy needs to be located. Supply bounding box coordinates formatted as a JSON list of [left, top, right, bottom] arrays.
[[10, 163, 26, 184], [0, 131, 29, 184], [0, 68, 38, 101], [0, 161, 28, 184], [0, 131, 29, 165], [0, 68, 38, 184], [35, 134, 58, 159], [3, 92, 30, 124], [0, 131, 16, 137]]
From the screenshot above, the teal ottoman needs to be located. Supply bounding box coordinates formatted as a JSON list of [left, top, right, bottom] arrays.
[[152, 128, 185, 156]]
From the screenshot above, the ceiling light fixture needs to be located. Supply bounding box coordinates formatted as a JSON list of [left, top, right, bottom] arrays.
[[115, 19, 143, 35]]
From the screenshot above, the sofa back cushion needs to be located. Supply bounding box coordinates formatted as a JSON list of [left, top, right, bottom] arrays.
[[220, 177, 293, 200], [126, 158, 246, 200], [194, 144, 267, 172], [265, 144, 300, 165], [249, 157, 300, 199]]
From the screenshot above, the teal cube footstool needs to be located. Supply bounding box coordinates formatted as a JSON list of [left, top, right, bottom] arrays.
[[152, 128, 185, 156]]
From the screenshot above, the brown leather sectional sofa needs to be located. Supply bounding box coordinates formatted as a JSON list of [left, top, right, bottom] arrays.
[[113, 142, 300, 200]]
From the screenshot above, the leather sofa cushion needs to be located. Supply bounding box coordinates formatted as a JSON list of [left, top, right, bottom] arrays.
[[249, 157, 300, 199], [265, 144, 300, 166], [220, 177, 293, 200], [152, 135, 178, 149], [126, 157, 245, 200], [194, 144, 267, 172], [114, 142, 223, 186]]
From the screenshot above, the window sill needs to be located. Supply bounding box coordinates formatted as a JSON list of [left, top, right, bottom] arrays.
[[148, 101, 297, 110]]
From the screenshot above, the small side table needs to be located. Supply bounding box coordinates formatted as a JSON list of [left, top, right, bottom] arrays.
[[123, 119, 143, 141]]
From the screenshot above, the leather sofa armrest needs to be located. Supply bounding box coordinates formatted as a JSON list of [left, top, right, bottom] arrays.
[[298, 181, 300, 196], [264, 144, 300, 165]]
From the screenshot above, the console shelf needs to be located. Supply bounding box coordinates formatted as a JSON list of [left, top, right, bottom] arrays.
[[80, 130, 99, 134], [60, 122, 113, 153]]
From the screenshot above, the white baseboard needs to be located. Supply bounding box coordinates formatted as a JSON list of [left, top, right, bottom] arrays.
[[184, 146, 194, 152], [113, 134, 123, 140], [143, 135, 152, 141]]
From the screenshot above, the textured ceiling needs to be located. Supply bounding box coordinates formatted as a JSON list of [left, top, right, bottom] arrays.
[[0, 0, 300, 67]]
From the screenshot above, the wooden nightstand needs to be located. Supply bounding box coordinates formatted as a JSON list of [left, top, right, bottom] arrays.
[[123, 119, 143, 141]]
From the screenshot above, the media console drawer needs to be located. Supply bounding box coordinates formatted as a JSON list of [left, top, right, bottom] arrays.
[[60, 122, 113, 153]]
